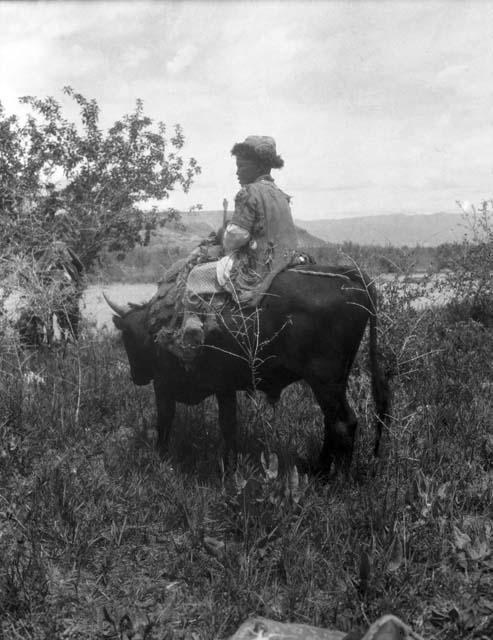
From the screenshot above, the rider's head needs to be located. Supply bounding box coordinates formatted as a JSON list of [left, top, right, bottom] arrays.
[[231, 136, 284, 186]]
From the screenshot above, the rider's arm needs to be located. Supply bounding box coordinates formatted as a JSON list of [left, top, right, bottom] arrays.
[[223, 223, 251, 252], [223, 186, 257, 252]]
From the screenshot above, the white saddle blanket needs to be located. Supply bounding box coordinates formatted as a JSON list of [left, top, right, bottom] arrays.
[[186, 262, 223, 295]]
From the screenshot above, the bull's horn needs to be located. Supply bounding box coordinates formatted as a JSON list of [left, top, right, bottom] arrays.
[[102, 291, 131, 317]]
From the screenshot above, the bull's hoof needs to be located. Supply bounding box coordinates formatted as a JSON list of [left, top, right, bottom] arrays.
[[314, 459, 337, 480], [156, 442, 167, 459], [316, 450, 354, 478], [220, 450, 238, 477]]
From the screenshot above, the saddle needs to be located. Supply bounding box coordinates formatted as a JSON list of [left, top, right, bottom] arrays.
[[148, 244, 314, 340]]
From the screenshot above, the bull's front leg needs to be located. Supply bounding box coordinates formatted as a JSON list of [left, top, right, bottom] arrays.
[[216, 390, 237, 467], [153, 377, 176, 457]]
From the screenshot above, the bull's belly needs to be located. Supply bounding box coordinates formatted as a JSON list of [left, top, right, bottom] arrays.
[[168, 359, 297, 406], [173, 387, 213, 405], [164, 364, 246, 404]]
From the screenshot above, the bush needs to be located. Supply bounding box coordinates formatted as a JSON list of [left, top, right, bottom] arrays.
[[0, 89, 200, 271]]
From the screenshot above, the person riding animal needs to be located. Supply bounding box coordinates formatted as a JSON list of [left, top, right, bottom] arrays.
[[152, 135, 304, 365]]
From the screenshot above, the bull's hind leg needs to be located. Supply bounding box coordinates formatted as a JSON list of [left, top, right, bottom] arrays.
[[309, 381, 357, 472]]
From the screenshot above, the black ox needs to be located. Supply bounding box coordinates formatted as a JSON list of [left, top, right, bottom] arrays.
[[105, 265, 391, 470]]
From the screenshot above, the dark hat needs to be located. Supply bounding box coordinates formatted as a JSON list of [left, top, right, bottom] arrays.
[[231, 135, 284, 169]]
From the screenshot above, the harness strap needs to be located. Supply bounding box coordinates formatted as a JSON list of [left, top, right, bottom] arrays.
[[287, 269, 353, 281]]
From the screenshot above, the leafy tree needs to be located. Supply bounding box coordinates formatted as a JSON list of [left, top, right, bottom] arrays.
[[0, 87, 201, 269]]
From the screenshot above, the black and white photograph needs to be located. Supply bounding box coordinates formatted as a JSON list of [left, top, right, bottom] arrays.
[[0, 2, 492, 638]]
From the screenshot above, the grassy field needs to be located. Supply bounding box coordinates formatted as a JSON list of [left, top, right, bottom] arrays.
[[1, 279, 492, 639]]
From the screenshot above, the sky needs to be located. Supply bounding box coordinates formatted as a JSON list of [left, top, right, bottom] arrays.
[[1, 0, 493, 220]]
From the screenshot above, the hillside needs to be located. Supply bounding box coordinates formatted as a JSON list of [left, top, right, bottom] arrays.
[[298, 212, 467, 247], [184, 210, 468, 247]]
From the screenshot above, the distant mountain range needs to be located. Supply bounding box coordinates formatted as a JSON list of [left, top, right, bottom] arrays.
[[296, 212, 468, 247], [176, 210, 468, 247]]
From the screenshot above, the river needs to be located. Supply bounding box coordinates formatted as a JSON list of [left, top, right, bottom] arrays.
[[81, 273, 457, 333], [82, 283, 158, 333]]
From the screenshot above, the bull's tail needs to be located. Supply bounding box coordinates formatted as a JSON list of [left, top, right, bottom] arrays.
[[367, 283, 391, 456]]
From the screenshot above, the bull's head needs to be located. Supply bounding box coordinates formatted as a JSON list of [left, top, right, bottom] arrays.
[[104, 292, 154, 385]]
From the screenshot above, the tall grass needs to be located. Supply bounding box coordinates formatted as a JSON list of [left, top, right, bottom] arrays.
[[1, 270, 492, 639]]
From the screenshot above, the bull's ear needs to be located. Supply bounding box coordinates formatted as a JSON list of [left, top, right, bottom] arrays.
[[113, 315, 124, 330]]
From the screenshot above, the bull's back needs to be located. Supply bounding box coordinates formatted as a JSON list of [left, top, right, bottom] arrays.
[[260, 266, 373, 378], [264, 265, 372, 322]]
